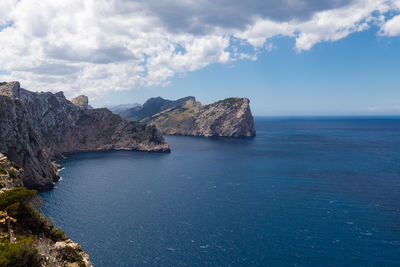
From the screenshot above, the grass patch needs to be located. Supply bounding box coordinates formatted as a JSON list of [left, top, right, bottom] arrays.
[[0, 168, 7, 175]]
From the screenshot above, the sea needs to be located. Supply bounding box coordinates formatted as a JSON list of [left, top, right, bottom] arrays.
[[40, 117, 400, 266]]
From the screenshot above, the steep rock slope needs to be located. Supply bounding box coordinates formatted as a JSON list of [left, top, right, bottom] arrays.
[[0, 82, 170, 189], [121, 96, 256, 137], [0, 90, 59, 189]]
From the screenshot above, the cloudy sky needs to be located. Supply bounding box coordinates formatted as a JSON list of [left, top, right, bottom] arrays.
[[0, 0, 400, 115]]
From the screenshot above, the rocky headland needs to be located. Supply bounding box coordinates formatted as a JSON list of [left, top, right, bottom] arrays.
[[0, 81, 170, 189], [120, 96, 256, 137]]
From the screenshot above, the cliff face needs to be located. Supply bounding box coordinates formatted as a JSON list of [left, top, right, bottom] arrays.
[[0, 89, 59, 189], [0, 82, 170, 189], [121, 96, 256, 137], [0, 153, 92, 266]]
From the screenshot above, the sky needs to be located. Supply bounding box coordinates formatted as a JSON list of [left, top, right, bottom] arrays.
[[0, 0, 400, 116]]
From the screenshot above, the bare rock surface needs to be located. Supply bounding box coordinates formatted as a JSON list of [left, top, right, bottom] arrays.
[[71, 95, 89, 110]]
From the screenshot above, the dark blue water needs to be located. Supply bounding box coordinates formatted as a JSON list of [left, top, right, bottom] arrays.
[[40, 117, 400, 266]]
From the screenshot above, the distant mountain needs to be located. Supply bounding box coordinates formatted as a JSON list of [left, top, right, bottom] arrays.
[[120, 96, 194, 121], [120, 96, 256, 137], [106, 103, 141, 114]]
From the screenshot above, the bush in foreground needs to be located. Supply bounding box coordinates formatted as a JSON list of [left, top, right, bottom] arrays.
[[0, 236, 42, 266]]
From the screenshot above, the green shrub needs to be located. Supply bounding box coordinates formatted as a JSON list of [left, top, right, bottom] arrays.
[[17, 201, 62, 240], [0, 168, 7, 175], [51, 229, 67, 241], [0, 187, 37, 211], [0, 236, 42, 267], [59, 246, 85, 266], [18, 203, 52, 234], [9, 162, 21, 170]]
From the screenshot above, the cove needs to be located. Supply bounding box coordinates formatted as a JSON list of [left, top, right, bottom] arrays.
[[40, 117, 400, 266]]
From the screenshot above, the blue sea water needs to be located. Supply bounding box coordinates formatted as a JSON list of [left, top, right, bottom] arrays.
[[40, 117, 400, 266]]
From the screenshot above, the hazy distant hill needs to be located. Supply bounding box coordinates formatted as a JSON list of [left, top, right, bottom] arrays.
[[120, 96, 194, 121], [106, 103, 141, 114]]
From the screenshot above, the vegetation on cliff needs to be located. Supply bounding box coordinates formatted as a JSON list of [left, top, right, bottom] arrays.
[[0, 187, 87, 266], [0, 154, 91, 266]]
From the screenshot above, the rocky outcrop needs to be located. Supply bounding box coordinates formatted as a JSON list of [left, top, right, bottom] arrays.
[[0, 153, 92, 266], [0, 82, 170, 189], [121, 96, 256, 137], [38, 238, 92, 267], [71, 95, 89, 110]]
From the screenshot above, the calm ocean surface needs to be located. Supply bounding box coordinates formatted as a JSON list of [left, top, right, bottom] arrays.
[[40, 117, 400, 266]]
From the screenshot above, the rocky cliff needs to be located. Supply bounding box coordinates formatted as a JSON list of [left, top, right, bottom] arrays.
[[0, 82, 170, 189], [0, 153, 92, 266], [120, 96, 256, 137]]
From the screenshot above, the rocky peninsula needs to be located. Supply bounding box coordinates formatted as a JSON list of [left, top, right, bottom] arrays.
[[120, 96, 256, 137]]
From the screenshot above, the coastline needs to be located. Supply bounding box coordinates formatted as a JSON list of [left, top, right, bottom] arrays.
[[0, 153, 92, 266]]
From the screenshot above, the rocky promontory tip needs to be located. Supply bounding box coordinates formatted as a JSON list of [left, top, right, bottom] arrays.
[[121, 96, 256, 137]]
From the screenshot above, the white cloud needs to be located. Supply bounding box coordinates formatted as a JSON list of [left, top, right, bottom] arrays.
[[0, 0, 399, 96], [380, 15, 400, 36], [0, 0, 17, 26], [237, 0, 394, 52]]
